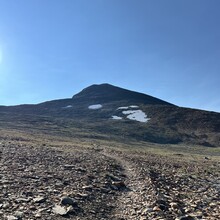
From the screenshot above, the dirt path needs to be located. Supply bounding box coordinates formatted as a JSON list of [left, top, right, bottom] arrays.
[[100, 147, 220, 220], [100, 148, 157, 220]]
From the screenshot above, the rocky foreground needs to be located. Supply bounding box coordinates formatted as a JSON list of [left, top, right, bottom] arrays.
[[0, 139, 219, 220]]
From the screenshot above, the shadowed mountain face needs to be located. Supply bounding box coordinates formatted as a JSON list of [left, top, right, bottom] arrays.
[[0, 84, 219, 147], [72, 83, 174, 106]]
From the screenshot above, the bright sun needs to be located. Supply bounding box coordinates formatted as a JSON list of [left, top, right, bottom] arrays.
[[0, 49, 2, 64]]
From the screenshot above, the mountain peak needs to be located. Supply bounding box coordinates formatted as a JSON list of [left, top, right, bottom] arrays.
[[79, 83, 116, 93], [72, 83, 174, 106]]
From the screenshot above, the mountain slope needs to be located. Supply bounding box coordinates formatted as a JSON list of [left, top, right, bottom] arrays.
[[0, 83, 219, 147]]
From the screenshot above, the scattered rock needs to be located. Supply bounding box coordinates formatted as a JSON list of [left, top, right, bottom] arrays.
[[52, 205, 74, 216], [153, 206, 161, 211], [170, 202, 178, 209], [177, 216, 196, 220], [106, 173, 121, 181], [60, 197, 77, 206], [112, 181, 126, 189], [14, 211, 23, 219], [76, 193, 89, 199], [52, 205, 69, 216], [82, 185, 93, 191], [34, 213, 42, 218], [33, 196, 46, 203], [6, 216, 18, 220], [63, 164, 75, 170]]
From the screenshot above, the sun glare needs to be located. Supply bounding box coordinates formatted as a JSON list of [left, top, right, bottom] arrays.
[[0, 49, 2, 64]]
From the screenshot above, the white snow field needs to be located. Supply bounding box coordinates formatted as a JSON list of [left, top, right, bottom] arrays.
[[88, 104, 103, 110], [62, 105, 73, 109], [122, 110, 149, 122], [111, 115, 123, 120], [117, 105, 139, 110], [129, 105, 139, 108], [117, 107, 129, 110]]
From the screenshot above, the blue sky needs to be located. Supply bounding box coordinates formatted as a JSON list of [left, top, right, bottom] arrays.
[[0, 0, 219, 112]]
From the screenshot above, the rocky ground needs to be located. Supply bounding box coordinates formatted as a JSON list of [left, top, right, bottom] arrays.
[[0, 139, 219, 220]]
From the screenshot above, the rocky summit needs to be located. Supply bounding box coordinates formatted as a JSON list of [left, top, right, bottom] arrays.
[[0, 84, 219, 219]]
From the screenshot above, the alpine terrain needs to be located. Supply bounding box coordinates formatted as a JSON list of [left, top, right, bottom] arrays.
[[0, 83, 219, 220]]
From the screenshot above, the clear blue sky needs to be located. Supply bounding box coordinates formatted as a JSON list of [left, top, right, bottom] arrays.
[[0, 0, 219, 112]]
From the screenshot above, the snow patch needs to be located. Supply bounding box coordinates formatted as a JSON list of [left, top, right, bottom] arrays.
[[122, 110, 149, 123], [88, 104, 102, 110], [111, 115, 122, 120], [62, 105, 73, 109], [129, 105, 139, 108], [117, 105, 139, 110], [117, 107, 129, 110]]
